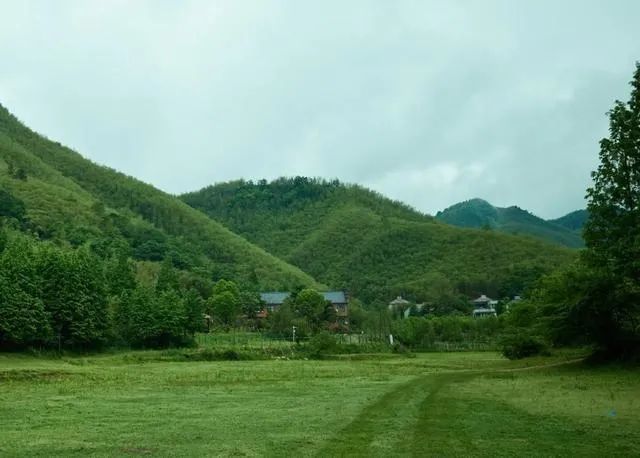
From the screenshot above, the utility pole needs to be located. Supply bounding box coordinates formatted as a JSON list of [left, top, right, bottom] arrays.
[[292, 325, 297, 343]]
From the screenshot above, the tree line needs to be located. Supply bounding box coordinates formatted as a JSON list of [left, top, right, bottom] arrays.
[[0, 229, 267, 351]]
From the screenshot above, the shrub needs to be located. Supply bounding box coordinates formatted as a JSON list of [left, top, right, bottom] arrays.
[[306, 331, 337, 358], [501, 334, 550, 360]]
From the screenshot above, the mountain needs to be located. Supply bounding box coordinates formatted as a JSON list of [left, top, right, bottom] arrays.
[[0, 103, 318, 290], [181, 179, 576, 304], [548, 209, 589, 232], [435, 199, 585, 248]]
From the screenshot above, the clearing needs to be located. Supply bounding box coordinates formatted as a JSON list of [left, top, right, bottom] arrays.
[[0, 351, 638, 457]]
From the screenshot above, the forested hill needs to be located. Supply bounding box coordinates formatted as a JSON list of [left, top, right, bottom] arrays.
[[435, 198, 585, 248], [0, 103, 318, 290], [181, 178, 432, 258], [181, 179, 576, 305], [548, 209, 589, 232]]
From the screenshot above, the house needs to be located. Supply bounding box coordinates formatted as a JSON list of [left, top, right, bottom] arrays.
[[471, 294, 497, 317], [403, 303, 425, 319], [259, 291, 349, 320], [260, 292, 290, 313], [388, 296, 410, 310], [472, 308, 497, 317], [472, 294, 498, 308]]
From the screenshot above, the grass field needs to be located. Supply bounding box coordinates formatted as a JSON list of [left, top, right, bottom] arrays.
[[0, 351, 638, 457]]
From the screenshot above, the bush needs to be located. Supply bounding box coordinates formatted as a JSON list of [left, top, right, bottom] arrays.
[[501, 334, 550, 360], [306, 331, 337, 358]]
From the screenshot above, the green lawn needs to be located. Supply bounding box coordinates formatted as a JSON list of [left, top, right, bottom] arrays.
[[0, 351, 637, 457]]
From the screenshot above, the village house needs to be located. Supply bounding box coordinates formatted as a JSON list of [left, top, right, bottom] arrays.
[[258, 291, 349, 324], [388, 295, 410, 310], [471, 294, 498, 317], [388, 296, 427, 318]]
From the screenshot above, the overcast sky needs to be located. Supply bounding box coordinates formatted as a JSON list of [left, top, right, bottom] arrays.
[[1, 1, 639, 218]]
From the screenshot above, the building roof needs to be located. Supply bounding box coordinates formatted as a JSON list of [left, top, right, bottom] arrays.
[[260, 291, 347, 305], [322, 291, 347, 304], [389, 296, 410, 306], [260, 292, 290, 305], [473, 294, 493, 303]]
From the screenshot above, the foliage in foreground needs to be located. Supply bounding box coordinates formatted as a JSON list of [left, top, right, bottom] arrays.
[[524, 63, 640, 360], [0, 229, 272, 350]]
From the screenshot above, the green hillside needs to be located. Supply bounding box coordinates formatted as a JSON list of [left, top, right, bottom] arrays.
[[435, 198, 585, 248], [0, 104, 318, 291], [549, 209, 589, 232], [182, 180, 576, 304]]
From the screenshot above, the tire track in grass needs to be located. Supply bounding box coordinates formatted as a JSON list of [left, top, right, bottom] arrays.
[[314, 375, 439, 457], [315, 359, 584, 457], [409, 359, 585, 457], [410, 372, 477, 457]]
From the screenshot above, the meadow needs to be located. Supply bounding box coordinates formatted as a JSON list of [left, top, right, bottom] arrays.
[[1, 349, 638, 457]]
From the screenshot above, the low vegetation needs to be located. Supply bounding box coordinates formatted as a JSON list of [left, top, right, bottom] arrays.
[[1, 351, 637, 457]]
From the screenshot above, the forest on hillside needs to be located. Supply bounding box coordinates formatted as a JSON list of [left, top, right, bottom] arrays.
[[182, 177, 576, 305]]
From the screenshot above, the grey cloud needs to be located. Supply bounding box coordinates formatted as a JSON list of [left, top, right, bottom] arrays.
[[1, 0, 639, 218]]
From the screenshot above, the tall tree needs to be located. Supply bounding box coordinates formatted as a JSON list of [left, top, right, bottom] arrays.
[[581, 62, 640, 356], [0, 235, 51, 348], [207, 279, 241, 326], [156, 257, 180, 293], [37, 245, 109, 349]]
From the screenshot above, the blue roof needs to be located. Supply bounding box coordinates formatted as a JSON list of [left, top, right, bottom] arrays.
[[260, 292, 290, 305], [321, 291, 347, 303], [260, 291, 347, 305]]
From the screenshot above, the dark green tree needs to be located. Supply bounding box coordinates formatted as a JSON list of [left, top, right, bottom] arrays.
[[207, 279, 241, 326], [578, 63, 640, 357], [105, 254, 137, 296], [292, 288, 329, 331], [37, 245, 109, 349], [183, 288, 205, 335], [116, 286, 186, 347], [240, 291, 263, 319], [156, 257, 180, 292], [0, 235, 51, 348], [585, 63, 640, 279], [0, 189, 26, 222], [208, 291, 240, 326]]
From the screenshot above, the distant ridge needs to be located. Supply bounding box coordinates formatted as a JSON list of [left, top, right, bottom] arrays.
[[548, 209, 589, 232], [435, 198, 585, 248]]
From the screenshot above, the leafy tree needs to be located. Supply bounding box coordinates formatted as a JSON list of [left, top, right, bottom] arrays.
[[0, 189, 26, 222], [208, 291, 240, 326], [156, 257, 180, 292], [183, 288, 205, 335], [579, 63, 640, 357], [268, 302, 295, 337], [212, 279, 241, 298], [240, 291, 263, 319], [584, 63, 640, 279], [207, 279, 241, 326], [292, 288, 328, 331], [37, 245, 109, 349], [0, 236, 51, 348], [105, 254, 137, 296], [116, 286, 186, 347]]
